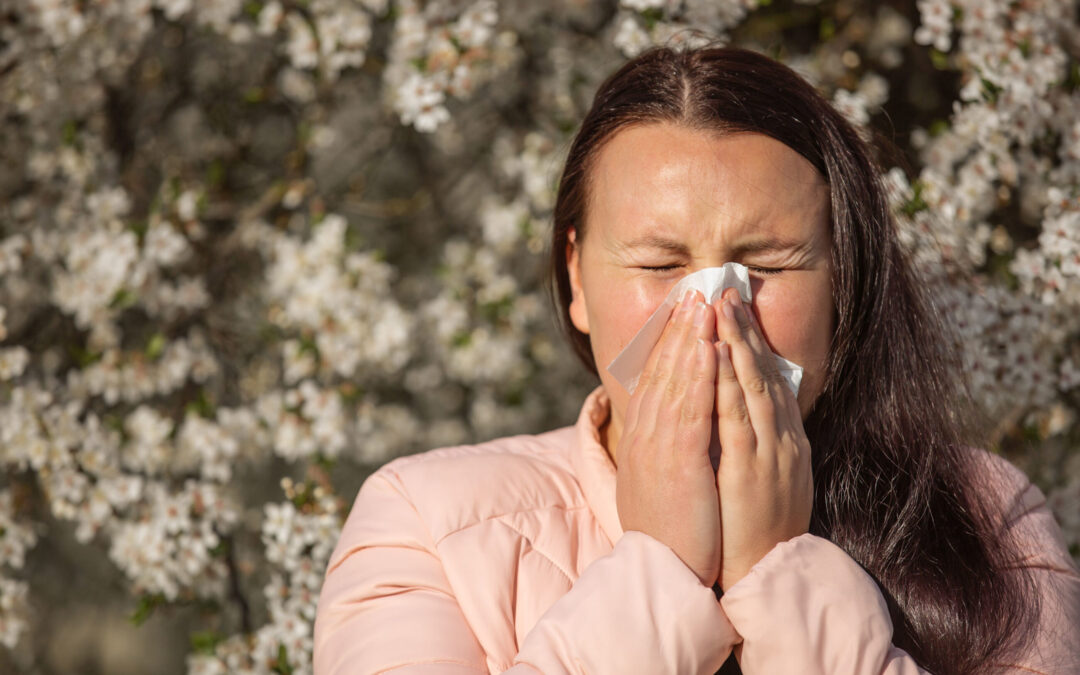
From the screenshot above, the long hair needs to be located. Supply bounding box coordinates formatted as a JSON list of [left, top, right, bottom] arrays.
[[547, 45, 1038, 674]]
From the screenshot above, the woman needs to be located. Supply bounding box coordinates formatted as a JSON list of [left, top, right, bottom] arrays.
[[314, 46, 1080, 674]]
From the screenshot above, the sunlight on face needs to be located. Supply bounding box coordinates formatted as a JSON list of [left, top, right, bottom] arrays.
[[566, 124, 835, 452]]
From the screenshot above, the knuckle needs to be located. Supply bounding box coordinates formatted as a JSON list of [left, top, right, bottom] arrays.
[[736, 311, 753, 331], [690, 362, 713, 382], [747, 375, 770, 395], [717, 361, 740, 382], [639, 366, 666, 389], [679, 401, 709, 425], [725, 402, 749, 423], [662, 376, 687, 399], [763, 366, 785, 387]]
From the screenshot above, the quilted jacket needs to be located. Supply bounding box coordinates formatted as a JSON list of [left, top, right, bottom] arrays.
[[314, 385, 1080, 674]]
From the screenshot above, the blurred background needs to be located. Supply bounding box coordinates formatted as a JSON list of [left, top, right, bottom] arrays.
[[0, 0, 1078, 672]]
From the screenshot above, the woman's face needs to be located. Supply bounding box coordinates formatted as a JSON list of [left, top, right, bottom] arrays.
[[566, 124, 835, 442]]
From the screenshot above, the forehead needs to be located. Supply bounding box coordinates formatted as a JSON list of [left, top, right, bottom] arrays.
[[585, 124, 829, 244]]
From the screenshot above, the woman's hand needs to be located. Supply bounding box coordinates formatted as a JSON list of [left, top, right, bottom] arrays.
[[712, 287, 814, 591], [616, 288, 723, 588]]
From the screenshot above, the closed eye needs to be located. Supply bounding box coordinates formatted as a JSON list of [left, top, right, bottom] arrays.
[[747, 266, 783, 275], [640, 265, 784, 275]]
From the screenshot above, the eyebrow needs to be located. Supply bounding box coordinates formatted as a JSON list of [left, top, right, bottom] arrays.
[[624, 234, 811, 258]]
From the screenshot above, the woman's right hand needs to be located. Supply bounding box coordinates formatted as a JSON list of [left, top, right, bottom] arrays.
[[615, 288, 722, 588]]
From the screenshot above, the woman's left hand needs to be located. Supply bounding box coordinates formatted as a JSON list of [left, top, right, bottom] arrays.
[[711, 287, 814, 591]]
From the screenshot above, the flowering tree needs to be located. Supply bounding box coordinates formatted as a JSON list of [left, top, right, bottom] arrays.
[[0, 0, 1077, 672]]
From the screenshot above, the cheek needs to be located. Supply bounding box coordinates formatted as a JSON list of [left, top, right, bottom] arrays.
[[752, 278, 833, 366], [586, 277, 667, 363]]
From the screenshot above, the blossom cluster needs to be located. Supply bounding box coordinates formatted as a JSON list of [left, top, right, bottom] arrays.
[[187, 481, 341, 675], [0, 0, 1077, 671]]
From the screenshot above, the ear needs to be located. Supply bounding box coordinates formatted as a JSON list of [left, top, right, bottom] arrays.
[[566, 228, 590, 335]]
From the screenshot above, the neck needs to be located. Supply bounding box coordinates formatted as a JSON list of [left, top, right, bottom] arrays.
[[599, 404, 623, 467]]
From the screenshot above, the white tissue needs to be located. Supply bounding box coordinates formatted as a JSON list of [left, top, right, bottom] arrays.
[[605, 263, 804, 396]]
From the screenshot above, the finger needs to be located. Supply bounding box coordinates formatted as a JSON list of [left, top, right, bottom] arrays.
[[628, 289, 694, 424], [653, 297, 713, 424], [734, 293, 801, 428], [714, 340, 755, 464], [634, 289, 703, 431], [742, 303, 802, 429], [674, 337, 718, 458], [636, 289, 696, 391], [715, 289, 781, 442]]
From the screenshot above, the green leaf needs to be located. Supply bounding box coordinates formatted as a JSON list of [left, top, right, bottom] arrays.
[[899, 180, 929, 217], [128, 220, 149, 244], [62, 120, 78, 147], [1065, 61, 1080, 92], [145, 333, 166, 360], [273, 645, 293, 675], [209, 541, 229, 558], [640, 8, 663, 31], [928, 119, 950, 137], [555, 118, 577, 136], [480, 296, 513, 323], [109, 288, 137, 310], [929, 49, 950, 70], [69, 345, 103, 368], [104, 413, 126, 435], [980, 77, 1002, 103], [297, 334, 320, 358], [190, 630, 225, 655], [517, 214, 532, 237], [987, 252, 1019, 289], [819, 18, 835, 42], [1019, 422, 1042, 442], [185, 390, 216, 419], [205, 159, 225, 189], [130, 593, 166, 626], [290, 483, 314, 509]]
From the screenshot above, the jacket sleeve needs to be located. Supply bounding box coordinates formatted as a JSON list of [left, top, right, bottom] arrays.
[[718, 453, 1080, 675], [314, 468, 738, 675]]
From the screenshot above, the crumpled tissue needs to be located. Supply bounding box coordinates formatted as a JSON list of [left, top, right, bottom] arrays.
[[605, 263, 804, 396]]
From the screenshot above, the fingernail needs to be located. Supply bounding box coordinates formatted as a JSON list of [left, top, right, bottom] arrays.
[[722, 298, 735, 320], [730, 291, 743, 307], [693, 302, 707, 326], [716, 341, 729, 364], [681, 288, 695, 311]]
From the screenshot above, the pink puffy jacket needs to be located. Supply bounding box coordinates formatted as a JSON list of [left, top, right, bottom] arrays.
[[314, 386, 1080, 674]]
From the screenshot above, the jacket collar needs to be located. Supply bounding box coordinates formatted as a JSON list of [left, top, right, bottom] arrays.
[[570, 385, 624, 545]]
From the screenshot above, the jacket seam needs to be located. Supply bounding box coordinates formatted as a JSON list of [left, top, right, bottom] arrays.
[[433, 503, 591, 546], [380, 467, 582, 654], [373, 469, 493, 663], [489, 515, 575, 584], [375, 471, 444, 556]]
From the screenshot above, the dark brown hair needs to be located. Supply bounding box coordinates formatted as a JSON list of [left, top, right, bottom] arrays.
[[547, 45, 1037, 674]]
